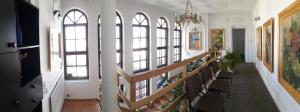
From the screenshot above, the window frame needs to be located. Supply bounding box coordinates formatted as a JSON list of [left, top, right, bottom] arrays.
[[156, 17, 169, 68], [63, 9, 89, 80], [132, 12, 150, 100], [116, 12, 123, 68], [173, 22, 182, 63], [132, 12, 150, 73]]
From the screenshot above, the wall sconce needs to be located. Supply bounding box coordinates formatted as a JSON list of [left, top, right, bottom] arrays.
[[53, 10, 62, 22], [254, 16, 260, 21]]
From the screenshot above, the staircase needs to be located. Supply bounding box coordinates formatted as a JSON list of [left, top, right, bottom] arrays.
[[117, 50, 217, 112]]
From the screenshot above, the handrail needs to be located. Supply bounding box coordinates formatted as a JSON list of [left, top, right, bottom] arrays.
[[117, 50, 217, 111], [132, 51, 212, 82]]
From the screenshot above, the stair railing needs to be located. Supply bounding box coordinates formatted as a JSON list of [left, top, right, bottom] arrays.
[[117, 50, 217, 111]]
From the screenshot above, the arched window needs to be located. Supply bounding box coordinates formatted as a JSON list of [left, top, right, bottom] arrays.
[[97, 15, 101, 79], [116, 12, 123, 67], [132, 13, 150, 100], [173, 22, 182, 63], [132, 13, 149, 73], [63, 9, 88, 80], [97, 12, 123, 79], [156, 17, 168, 67], [156, 17, 168, 89]]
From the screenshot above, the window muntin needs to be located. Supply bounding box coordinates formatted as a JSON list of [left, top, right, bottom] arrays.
[[173, 22, 182, 63], [132, 13, 150, 100], [132, 13, 149, 73], [63, 9, 89, 80], [157, 17, 168, 67]]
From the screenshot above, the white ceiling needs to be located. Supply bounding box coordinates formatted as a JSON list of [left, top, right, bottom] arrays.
[[138, 0, 257, 13]]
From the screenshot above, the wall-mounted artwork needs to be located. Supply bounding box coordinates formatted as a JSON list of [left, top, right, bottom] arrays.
[[279, 0, 300, 105], [189, 32, 202, 50], [262, 19, 274, 72], [256, 27, 262, 60], [210, 29, 225, 49], [48, 27, 61, 71]]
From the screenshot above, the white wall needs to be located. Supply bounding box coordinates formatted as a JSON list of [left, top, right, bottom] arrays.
[[253, 0, 300, 111], [208, 11, 255, 63], [37, 0, 65, 112]]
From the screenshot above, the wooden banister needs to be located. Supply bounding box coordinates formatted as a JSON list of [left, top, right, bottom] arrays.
[[117, 66, 132, 82], [117, 50, 217, 111]]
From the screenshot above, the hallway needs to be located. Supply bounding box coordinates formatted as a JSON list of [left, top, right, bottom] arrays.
[[225, 63, 279, 112]]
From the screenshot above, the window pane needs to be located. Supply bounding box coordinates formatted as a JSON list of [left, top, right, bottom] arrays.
[[141, 51, 146, 60], [133, 62, 140, 71], [67, 11, 75, 22], [141, 27, 146, 37], [66, 55, 76, 66], [77, 67, 87, 77], [64, 17, 73, 24], [65, 27, 75, 39], [116, 53, 120, 64], [76, 39, 86, 51], [66, 40, 76, 52], [116, 39, 120, 50], [77, 16, 87, 23], [140, 38, 147, 48], [67, 67, 76, 76], [133, 39, 140, 49], [116, 27, 120, 38], [76, 26, 86, 39], [133, 51, 140, 61], [77, 55, 86, 65], [133, 27, 140, 37]]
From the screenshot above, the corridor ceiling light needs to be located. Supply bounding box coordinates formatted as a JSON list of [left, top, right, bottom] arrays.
[[175, 0, 202, 25]]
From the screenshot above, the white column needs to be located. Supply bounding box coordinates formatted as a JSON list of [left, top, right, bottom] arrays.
[[100, 0, 117, 111]]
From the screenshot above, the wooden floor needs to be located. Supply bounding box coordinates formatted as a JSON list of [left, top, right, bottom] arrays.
[[61, 99, 101, 112]]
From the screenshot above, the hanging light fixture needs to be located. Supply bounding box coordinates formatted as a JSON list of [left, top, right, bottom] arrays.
[[175, 0, 202, 25]]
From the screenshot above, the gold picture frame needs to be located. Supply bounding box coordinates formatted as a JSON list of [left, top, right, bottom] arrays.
[[210, 29, 225, 49], [189, 32, 202, 50], [256, 26, 262, 61], [262, 18, 274, 73], [279, 0, 300, 105]]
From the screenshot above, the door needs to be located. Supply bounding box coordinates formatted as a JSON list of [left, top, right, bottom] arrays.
[[0, 0, 17, 54], [232, 29, 245, 62]]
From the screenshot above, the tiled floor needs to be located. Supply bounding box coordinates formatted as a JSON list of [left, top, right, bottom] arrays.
[[61, 99, 101, 112]]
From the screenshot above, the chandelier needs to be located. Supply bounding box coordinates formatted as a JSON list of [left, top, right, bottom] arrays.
[[175, 0, 202, 25]]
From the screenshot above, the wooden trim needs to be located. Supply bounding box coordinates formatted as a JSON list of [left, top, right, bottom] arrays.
[[262, 18, 274, 73], [132, 50, 214, 82], [117, 66, 132, 82], [117, 50, 217, 110], [130, 82, 136, 102], [118, 91, 132, 109], [162, 94, 185, 112], [278, 0, 300, 105]]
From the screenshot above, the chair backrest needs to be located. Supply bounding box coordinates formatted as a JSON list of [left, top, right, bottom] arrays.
[[212, 60, 221, 73], [185, 74, 203, 104], [201, 65, 213, 87]]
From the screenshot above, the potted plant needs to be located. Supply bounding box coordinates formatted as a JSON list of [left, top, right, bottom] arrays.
[[221, 51, 241, 73]]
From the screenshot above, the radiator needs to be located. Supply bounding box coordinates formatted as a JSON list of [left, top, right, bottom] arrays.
[[50, 74, 65, 112]]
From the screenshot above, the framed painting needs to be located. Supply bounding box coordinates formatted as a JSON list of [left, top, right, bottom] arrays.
[[48, 27, 62, 71], [210, 29, 225, 49], [279, 0, 300, 105], [262, 18, 274, 73], [189, 32, 202, 50], [256, 26, 262, 60]]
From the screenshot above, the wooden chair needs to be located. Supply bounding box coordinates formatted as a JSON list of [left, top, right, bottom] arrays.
[[201, 65, 231, 97], [185, 74, 225, 112], [210, 60, 233, 84]]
